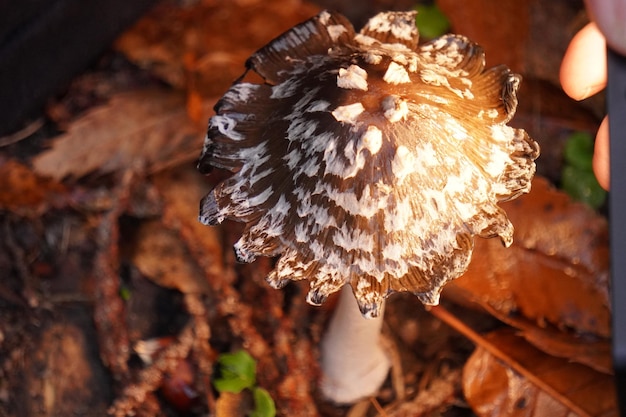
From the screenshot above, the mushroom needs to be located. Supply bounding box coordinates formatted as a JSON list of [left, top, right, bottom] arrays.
[[198, 10, 539, 403]]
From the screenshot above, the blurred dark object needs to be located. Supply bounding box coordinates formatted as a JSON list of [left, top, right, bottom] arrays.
[[0, 0, 158, 136], [608, 47, 626, 415]]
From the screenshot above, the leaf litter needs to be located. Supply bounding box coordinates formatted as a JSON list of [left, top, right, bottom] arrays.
[[0, 0, 618, 416]]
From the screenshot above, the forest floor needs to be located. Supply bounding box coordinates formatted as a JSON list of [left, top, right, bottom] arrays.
[[0, 0, 617, 416]]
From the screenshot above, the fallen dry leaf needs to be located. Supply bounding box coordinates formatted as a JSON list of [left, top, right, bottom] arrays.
[[32, 323, 109, 416], [438, 0, 529, 74], [481, 304, 612, 374], [0, 160, 68, 215], [151, 166, 224, 283], [129, 220, 211, 294], [115, 0, 320, 97], [438, 0, 583, 87], [32, 88, 215, 181], [463, 329, 617, 417], [447, 176, 610, 338]]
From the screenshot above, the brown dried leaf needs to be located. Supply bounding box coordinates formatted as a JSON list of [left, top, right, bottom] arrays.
[[482, 306, 612, 374], [130, 220, 211, 294], [151, 166, 224, 283], [0, 160, 68, 215], [438, 0, 529, 74], [437, 0, 583, 87], [446, 176, 610, 337], [32, 89, 215, 181], [463, 329, 617, 417], [115, 0, 321, 96], [30, 323, 110, 416]]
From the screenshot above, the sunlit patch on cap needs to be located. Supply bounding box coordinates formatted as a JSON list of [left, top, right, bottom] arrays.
[[198, 9, 539, 317]]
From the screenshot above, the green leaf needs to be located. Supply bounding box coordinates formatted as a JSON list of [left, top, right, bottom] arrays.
[[561, 165, 607, 209], [563, 131, 594, 171], [415, 4, 450, 39], [213, 350, 257, 393], [560, 131, 606, 208], [119, 286, 131, 301], [250, 387, 276, 417]]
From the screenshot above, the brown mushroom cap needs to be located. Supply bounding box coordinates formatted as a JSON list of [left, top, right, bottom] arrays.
[[198, 10, 540, 318]]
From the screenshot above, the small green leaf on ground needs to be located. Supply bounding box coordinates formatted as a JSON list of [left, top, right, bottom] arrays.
[[561, 166, 606, 209], [250, 387, 276, 417], [119, 286, 132, 301], [563, 131, 594, 170], [213, 350, 257, 394], [561, 131, 606, 209]]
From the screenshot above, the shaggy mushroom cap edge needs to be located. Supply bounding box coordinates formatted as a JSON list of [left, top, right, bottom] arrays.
[[198, 10, 540, 318]]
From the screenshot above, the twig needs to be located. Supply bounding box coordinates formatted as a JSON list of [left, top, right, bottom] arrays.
[[2, 216, 39, 307], [370, 397, 388, 416], [380, 331, 406, 401], [92, 170, 134, 382], [108, 322, 196, 417], [184, 293, 216, 411], [0, 118, 44, 147]]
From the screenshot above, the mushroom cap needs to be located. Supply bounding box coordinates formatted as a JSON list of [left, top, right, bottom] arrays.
[[198, 10, 540, 318]]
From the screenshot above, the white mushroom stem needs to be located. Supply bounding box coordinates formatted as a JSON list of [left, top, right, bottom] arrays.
[[319, 285, 391, 404]]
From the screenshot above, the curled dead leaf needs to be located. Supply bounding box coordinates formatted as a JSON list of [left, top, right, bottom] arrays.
[[130, 220, 210, 294], [463, 329, 617, 417], [115, 0, 320, 96], [0, 160, 67, 215], [481, 304, 612, 374], [32, 89, 215, 181], [151, 166, 225, 282]]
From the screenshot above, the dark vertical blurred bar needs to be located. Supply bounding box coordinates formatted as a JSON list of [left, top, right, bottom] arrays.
[[0, 0, 157, 136], [608, 47, 626, 416]]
